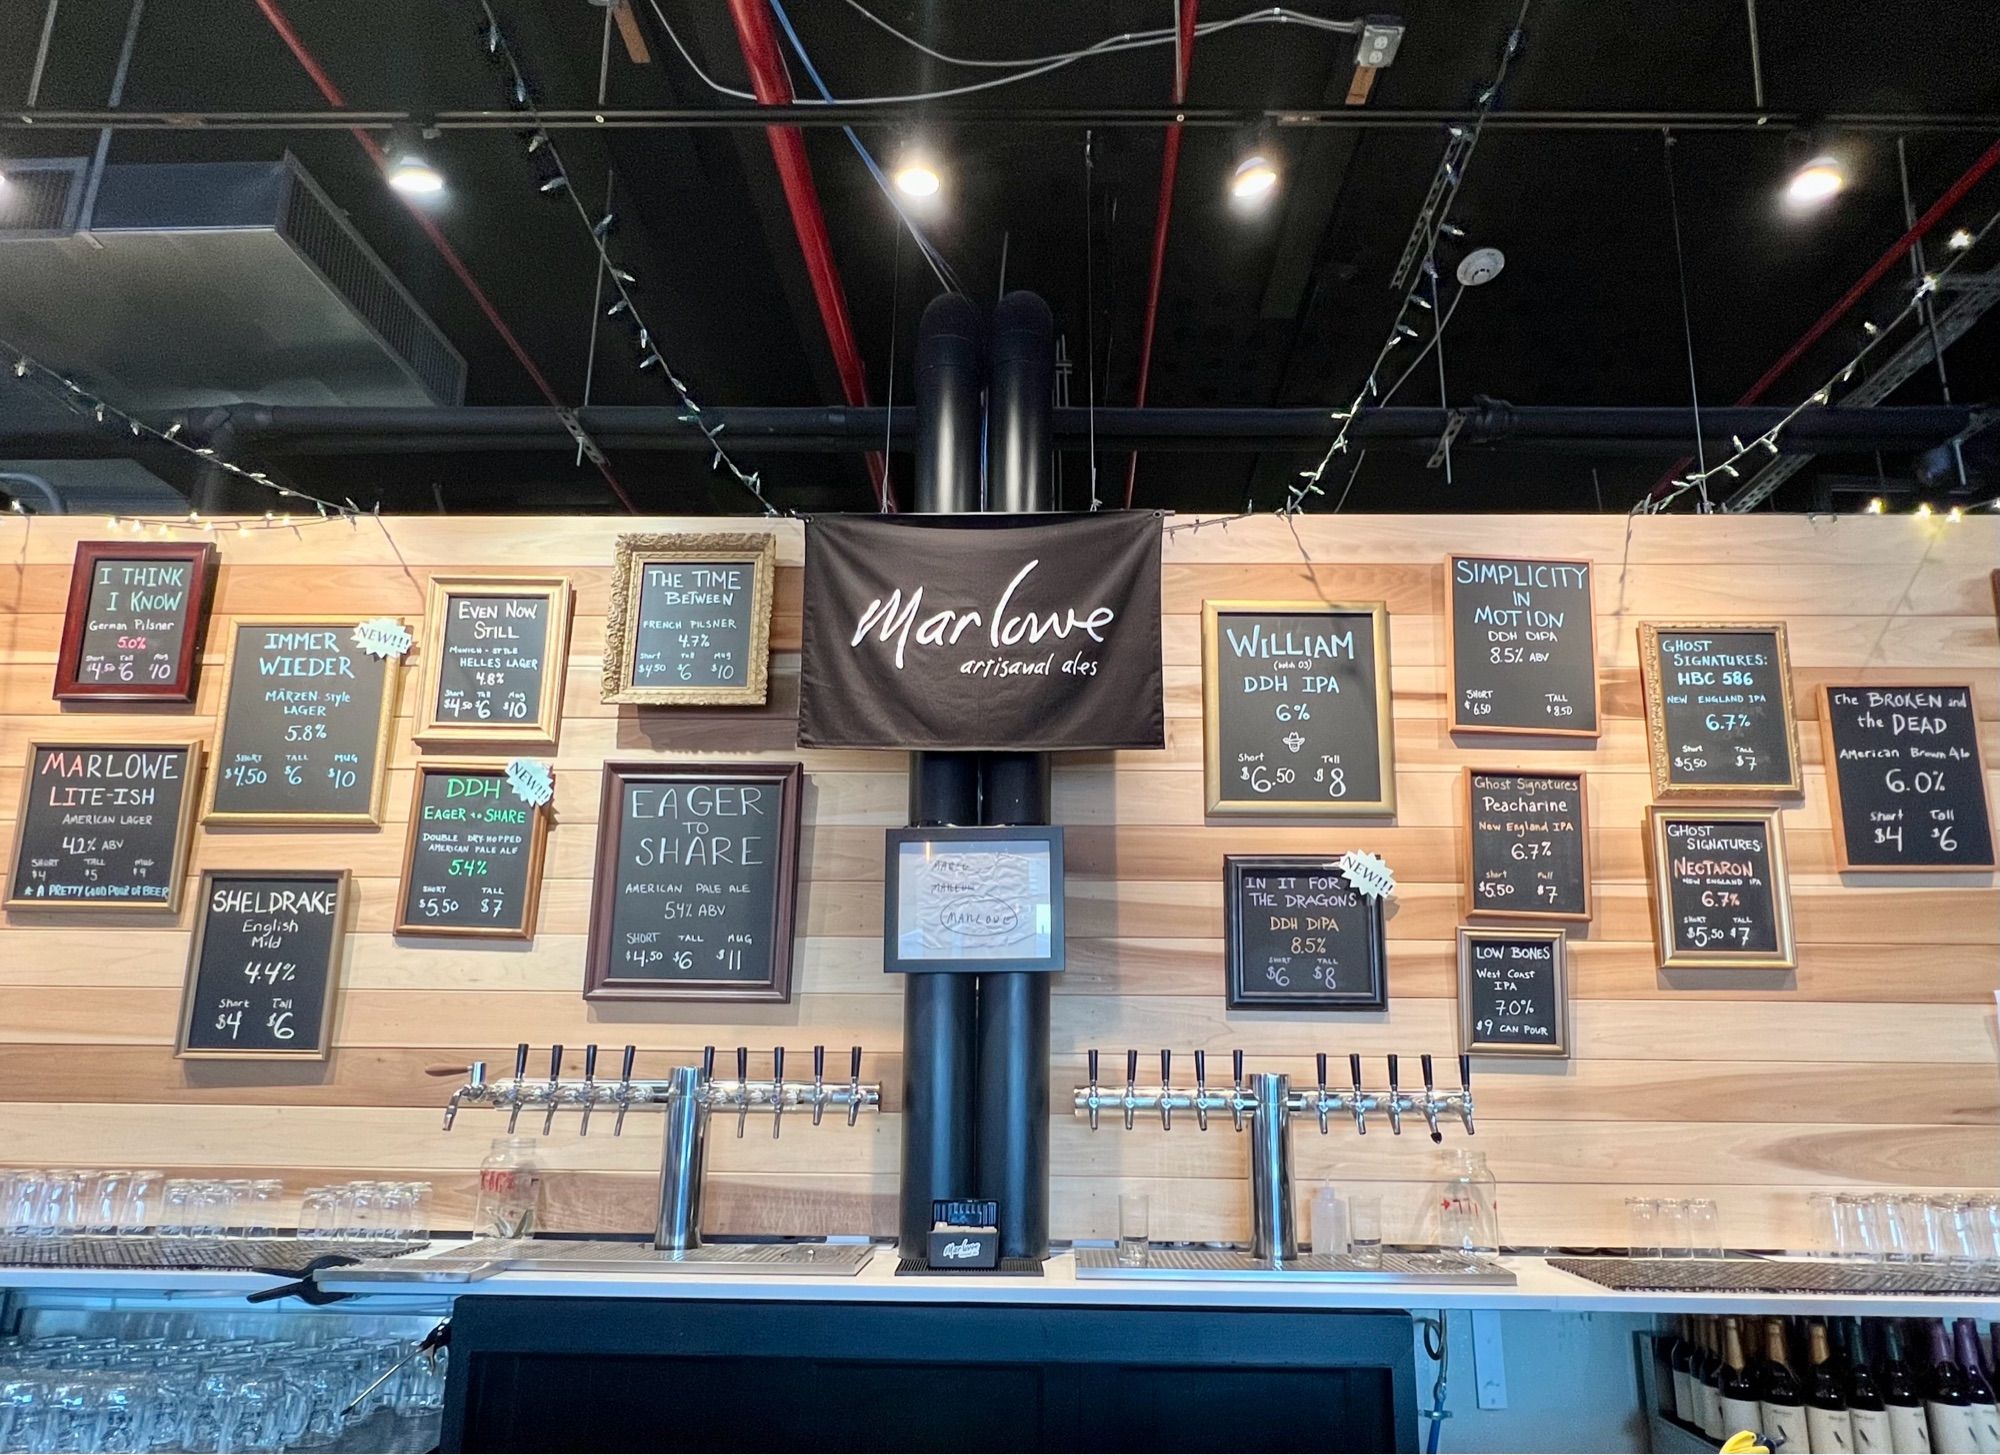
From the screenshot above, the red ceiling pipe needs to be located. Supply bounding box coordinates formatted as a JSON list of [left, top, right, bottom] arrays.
[[1123, 0, 1200, 509], [250, 0, 639, 513], [725, 0, 892, 509], [1644, 134, 2000, 506]]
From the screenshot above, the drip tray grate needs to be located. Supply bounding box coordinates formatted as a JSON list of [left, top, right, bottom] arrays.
[[1072, 1247, 1516, 1284], [1550, 1258, 2000, 1296], [0, 1236, 421, 1271], [325, 1239, 878, 1283]]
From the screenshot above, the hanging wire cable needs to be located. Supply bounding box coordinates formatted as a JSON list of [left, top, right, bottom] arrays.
[[835, 0, 1361, 68], [1084, 129, 1100, 511], [639, 0, 754, 98], [1661, 129, 1710, 507]]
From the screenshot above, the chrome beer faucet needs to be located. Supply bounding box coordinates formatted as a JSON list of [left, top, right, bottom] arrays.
[[442, 1042, 882, 1251], [1072, 1049, 1476, 1264]]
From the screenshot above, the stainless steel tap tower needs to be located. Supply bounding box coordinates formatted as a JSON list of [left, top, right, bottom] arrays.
[[443, 1043, 881, 1251], [1073, 1050, 1476, 1263]]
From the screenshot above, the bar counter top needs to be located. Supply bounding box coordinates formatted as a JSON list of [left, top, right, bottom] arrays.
[[1, 1246, 1990, 1320]]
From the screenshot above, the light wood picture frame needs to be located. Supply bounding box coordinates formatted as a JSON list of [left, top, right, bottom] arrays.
[[1442, 552, 1601, 738], [1460, 766, 1592, 923], [1644, 805, 1797, 970], [1456, 926, 1570, 1058], [393, 760, 552, 940], [1202, 600, 1397, 817], [7, 740, 204, 913], [1638, 621, 1802, 800], [176, 867, 349, 1061], [413, 575, 573, 748], [602, 532, 777, 706]]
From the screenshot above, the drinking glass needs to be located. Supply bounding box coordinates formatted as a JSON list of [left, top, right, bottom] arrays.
[[298, 1188, 340, 1242], [1686, 1198, 1722, 1258], [1871, 1193, 1913, 1263], [1348, 1192, 1383, 1268], [1806, 1192, 1837, 1256], [219, 1180, 255, 1237], [92, 1376, 159, 1454], [1925, 1196, 1977, 1271], [1970, 1194, 2000, 1267], [186, 1181, 231, 1240], [242, 1180, 284, 1239], [1657, 1198, 1692, 1257], [1833, 1192, 1878, 1261], [44, 1378, 103, 1454], [118, 1172, 162, 1236], [2, 1172, 47, 1238], [0, 1377, 46, 1455], [1625, 1196, 1662, 1258], [85, 1172, 131, 1236], [157, 1179, 198, 1239], [1117, 1192, 1150, 1266]]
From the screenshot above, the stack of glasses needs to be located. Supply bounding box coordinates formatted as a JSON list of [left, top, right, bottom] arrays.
[[0, 1330, 444, 1454], [0, 1172, 432, 1242], [295, 1183, 432, 1244], [1810, 1192, 2000, 1268], [1625, 1197, 1724, 1258]]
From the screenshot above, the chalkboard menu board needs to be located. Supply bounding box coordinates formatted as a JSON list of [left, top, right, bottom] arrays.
[[54, 540, 217, 701], [602, 533, 777, 706], [1819, 684, 1996, 871], [1646, 807, 1795, 969], [395, 763, 550, 939], [1463, 769, 1590, 921], [177, 869, 348, 1060], [1446, 554, 1599, 736], [1223, 856, 1388, 1010], [1203, 601, 1396, 817], [1457, 927, 1568, 1057], [415, 576, 572, 746], [585, 762, 803, 1002], [1640, 623, 1801, 798], [8, 742, 201, 911], [204, 619, 402, 825]]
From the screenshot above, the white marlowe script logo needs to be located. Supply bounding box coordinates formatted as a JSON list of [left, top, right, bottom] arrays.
[[850, 560, 1117, 670], [939, 1239, 983, 1260]]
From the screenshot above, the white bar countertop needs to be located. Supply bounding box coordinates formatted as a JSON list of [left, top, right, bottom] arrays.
[[5, 1247, 1989, 1319]]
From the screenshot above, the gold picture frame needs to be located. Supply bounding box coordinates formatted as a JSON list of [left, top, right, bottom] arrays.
[[1202, 600, 1396, 817], [1456, 926, 1570, 1058], [176, 867, 350, 1061], [202, 618, 403, 827], [7, 740, 204, 913], [1638, 621, 1802, 799], [602, 532, 777, 706], [1644, 805, 1797, 970], [413, 575, 573, 747], [393, 760, 551, 940]]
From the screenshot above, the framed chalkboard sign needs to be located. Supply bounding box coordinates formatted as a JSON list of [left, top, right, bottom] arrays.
[[1819, 684, 1996, 871], [1645, 806, 1795, 969], [584, 762, 803, 1002], [176, 868, 348, 1060], [1456, 927, 1569, 1058], [8, 741, 202, 911], [1223, 856, 1388, 1010], [1445, 554, 1600, 736], [395, 762, 551, 939], [883, 826, 1066, 973], [1202, 601, 1396, 817], [415, 576, 572, 747], [1463, 768, 1590, 921], [1639, 623, 1802, 799], [53, 540, 217, 701], [204, 619, 402, 826], [602, 533, 777, 706]]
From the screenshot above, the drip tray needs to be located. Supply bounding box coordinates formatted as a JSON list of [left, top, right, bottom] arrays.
[[1072, 1247, 1517, 1285], [325, 1239, 878, 1284]]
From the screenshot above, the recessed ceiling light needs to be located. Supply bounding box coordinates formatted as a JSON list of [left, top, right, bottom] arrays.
[[1783, 154, 1846, 211], [1229, 154, 1279, 206], [1947, 227, 1974, 251], [386, 148, 445, 197], [892, 149, 941, 199]]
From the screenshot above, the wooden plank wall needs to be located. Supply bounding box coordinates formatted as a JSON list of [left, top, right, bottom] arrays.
[[1, 514, 1995, 1249]]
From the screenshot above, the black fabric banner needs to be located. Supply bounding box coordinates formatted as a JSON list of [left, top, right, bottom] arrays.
[[799, 512, 1164, 751]]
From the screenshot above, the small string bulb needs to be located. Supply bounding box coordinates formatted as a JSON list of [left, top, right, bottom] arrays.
[[1914, 501, 1933, 519], [1864, 498, 1885, 514], [1945, 504, 1964, 523]]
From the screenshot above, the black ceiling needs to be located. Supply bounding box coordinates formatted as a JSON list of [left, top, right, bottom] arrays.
[[4, 0, 2000, 515]]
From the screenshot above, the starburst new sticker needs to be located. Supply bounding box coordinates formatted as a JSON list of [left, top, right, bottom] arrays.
[[505, 758, 554, 808], [351, 618, 413, 659], [1337, 850, 1395, 901]]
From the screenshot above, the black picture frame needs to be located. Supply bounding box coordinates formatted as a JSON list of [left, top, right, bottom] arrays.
[[1224, 855, 1389, 1011], [883, 826, 1066, 974]]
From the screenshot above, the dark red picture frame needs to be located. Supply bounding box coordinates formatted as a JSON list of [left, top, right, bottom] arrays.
[[53, 540, 219, 702]]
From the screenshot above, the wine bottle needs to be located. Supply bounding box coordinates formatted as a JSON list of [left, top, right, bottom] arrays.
[[1807, 1320, 1854, 1455], [1669, 1318, 1696, 1427], [1881, 1321, 1935, 1454], [1922, 1319, 1977, 1455], [1847, 1319, 1893, 1455], [1761, 1316, 1815, 1454], [1721, 1318, 1766, 1443], [1699, 1315, 1726, 1441], [1950, 1321, 1999, 1453]]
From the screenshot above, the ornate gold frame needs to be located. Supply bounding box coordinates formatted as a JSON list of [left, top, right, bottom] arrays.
[[602, 532, 777, 706], [1644, 805, 1797, 970], [1638, 621, 1802, 799]]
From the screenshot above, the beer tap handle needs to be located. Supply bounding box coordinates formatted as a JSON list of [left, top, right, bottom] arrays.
[[1159, 1049, 1173, 1131], [1315, 1052, 1330, 1133], [1124, 1048, 1138, 1131], [1193, 1049, 1208, 1131], [541, 1044, 564, 1135], [578, 1044, 599, 1137], [443, 1059, 485, 1131], [702, 1045, 716, 1081], [612, 1045, 636, 1137], [1086, 1049, 1101, 1131], [770, 1047, 785, 1138], [735, 1046, 749, 1139], [1386, 1053, 1403, 1136], [1457, 1054, 1477, 1135], [812, 1044, 826, 1127], [1231, 1048, 1246, 1131], [1420, 1053, 1443, 1143], [1348, 1052, 1367, 1135], [846, 1045, 863, 1126], [506, 1043, 529, 1134]]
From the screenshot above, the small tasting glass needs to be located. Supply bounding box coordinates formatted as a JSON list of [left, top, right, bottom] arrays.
[[1625, 1197, 1662, 1258], [1117, 1192, 1150, 1266], [1871, 1193, 1914, 1264], [84, 1171, 132, 1236], [1807, 1192, 1837, 1257], [1833, 1192, 1878, 1261], [118, 1171, 163, 1236], [1348, 1192, 1384, 1269], [1685, 1198, 1722, 1259]]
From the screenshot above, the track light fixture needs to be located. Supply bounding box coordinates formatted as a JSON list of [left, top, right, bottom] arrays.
[[384, 129, 446, 197], [1228, 151, 1280, 209], [891, 144, 943, 201]]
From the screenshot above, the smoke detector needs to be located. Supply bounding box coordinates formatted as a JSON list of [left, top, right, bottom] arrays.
[[1455, 247, 1506, 286]]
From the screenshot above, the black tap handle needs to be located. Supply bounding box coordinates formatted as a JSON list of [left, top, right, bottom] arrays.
[[1348, 1052, 1363, 1088], [1089, 1049, 1100, 1083], [583, 1045, 598, 1079], [702, 1045, 715, 1078], [773, 1046, 785, 1082], [1388, 1053, 1401, 1091], [1316, 1052, 1328, 1090], [814, 1045, 825, 1079], [548, 1044, 564, 1077], [1194, 1049, 1206, 1084], [1421, 1053, 1436, 1090], [1459, 1054, 1472, 1089], [620, 1045, 636, 1081], [736, 1045, 748, 1083], [1232, 1048, 1244, 1085], [512, 1043, 529, 1079], [1160, 1049, 1172, 1083], [849, 1045, 863, 1080], [1126, 1048, 1138, 1085]]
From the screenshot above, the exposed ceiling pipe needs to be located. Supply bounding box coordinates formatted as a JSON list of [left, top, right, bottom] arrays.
[[248, 0, 639, 512], [724, 0, 892, 509], [1123, 0, 1201, 508], [1644, 133, 2000, 506]]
